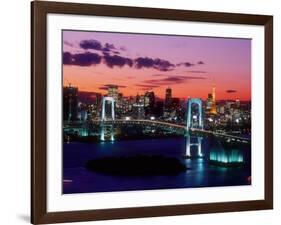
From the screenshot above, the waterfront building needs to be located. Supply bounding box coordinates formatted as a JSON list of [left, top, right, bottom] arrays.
[[132, 102, 145, 119], [63, 84, 78, 121], [206, 93, 213, 111], [165, 87, 172, 107], [144, 91, 155, 116]]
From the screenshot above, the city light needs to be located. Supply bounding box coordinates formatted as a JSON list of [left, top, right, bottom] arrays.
[[63, 83, 251, 148], [62, 31, 252, 194]]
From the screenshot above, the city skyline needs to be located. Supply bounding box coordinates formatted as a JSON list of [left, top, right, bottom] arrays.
[[62, 30, 252, 195], [63, 30, 251, 101]]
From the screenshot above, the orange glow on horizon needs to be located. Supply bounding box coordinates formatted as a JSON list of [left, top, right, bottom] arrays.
[[63, 65, 251, 101]]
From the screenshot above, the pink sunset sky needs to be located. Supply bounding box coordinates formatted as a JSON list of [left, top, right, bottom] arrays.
[[63, 30, 251, 101]]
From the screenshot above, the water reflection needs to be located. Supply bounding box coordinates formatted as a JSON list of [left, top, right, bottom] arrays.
[[63, 135, 251, 194]]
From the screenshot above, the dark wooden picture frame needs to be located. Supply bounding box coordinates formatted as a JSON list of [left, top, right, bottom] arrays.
[[31, 1, 273, 224]]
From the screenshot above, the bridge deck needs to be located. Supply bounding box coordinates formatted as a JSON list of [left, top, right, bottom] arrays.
[[64, 119, 250, 142]]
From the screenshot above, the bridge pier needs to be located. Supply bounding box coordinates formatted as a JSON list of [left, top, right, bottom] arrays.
[[100, 124, 114, 142], [185, 135, 203, 158]]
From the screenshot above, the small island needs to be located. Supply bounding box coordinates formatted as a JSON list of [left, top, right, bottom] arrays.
[[86, 155, 187, 176]]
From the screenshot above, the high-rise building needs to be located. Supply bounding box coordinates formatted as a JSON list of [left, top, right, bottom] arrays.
[[171, 97, 180, 110], [95, 93, 102, 107], [165, 87, 172, 107], [164, 87, 173, 118], [206, 93, 213, 110], [154, 101, 164, 118], [144, 91, 155, 116], [236, 99, 240, 108], [144, 91, 155, 107], [132, 102, 145, 119], [107, 85, 119, 102], [218, 105, 225, 114], [63, 84, 78, 121]]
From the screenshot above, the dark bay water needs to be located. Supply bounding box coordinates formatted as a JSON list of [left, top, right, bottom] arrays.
[[63, 136, 251, 194]]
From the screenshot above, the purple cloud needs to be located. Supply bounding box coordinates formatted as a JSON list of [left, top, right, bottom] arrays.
[[79, 39, 120, 55], [102, 43, 116, 53], [134, 57, 175, 71], [63, 52, 102, 66], [106, 84, 127, 88], [226, 89, 237, 93], [120, 46, 127, 51], [143, 75, 206, 86], [76, 39, 207, 71], [153, 58, 175, 71], [80, 39, 103, 50], [105, 43, 115, 49], [135, 57, 154, 68], [135, 84, 160, 90], [63, 41, 74, 47], [177, 62, 194, 67], [152, 74, 167, 77], [186, 70, 207, 73], [63, 52, 73, 65], [103, 55, 133, 68], [99, 84, 127, 90]]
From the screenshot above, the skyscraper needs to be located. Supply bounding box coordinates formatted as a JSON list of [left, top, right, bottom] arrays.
[[206, 93, 213, 110], [95, 93, 102, 107], [165, 87, 172, 106], [63, 84, 78, 121], [107, 85, 119, 102], [144, 91, 155, 116]]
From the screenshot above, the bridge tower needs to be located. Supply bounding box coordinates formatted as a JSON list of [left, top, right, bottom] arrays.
[[101, 96, 115, 121], [186, 98, 203, 131], [185, 135, 203, 158], [100, 97, 115, 141], [185, 98, 204, 158]]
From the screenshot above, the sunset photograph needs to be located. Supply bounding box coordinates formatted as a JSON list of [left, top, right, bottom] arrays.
[[62, 30, 251, 194]]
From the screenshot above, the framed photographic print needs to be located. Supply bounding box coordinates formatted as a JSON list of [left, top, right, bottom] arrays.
[[31, 1, 273, 224]]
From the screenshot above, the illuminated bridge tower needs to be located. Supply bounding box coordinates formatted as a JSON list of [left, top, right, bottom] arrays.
[[101, 97, 115, 121], [100, 97, 115, 141], [185, 98, 204, 158], [186, 98, 203, 131]]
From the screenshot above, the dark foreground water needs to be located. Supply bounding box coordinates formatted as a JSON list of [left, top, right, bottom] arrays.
[[63, 136, 251, 194]]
